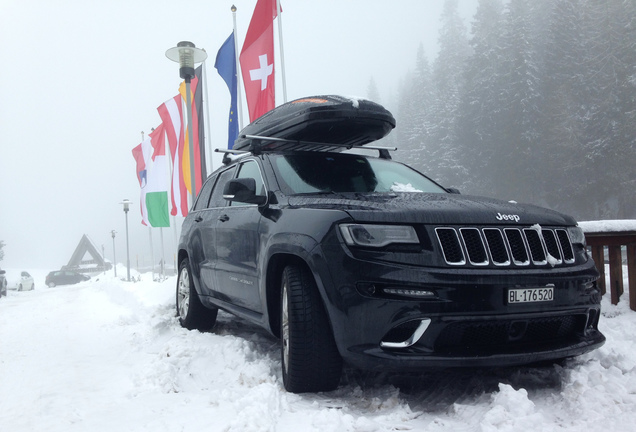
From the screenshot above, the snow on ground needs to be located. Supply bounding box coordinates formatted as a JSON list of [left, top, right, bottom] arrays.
[[1, 265, 636, 431]]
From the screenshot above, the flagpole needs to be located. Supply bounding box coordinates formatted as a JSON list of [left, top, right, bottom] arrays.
[[148, 226, 155, 280], [160, 227, 165, 278], [140, 131, 155, 279], [232, 5, 244, 130], [202, 61, 213, 172], [276, 0, 287, 103]]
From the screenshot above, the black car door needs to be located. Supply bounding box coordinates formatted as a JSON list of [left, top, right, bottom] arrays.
[[191, 168, 235, 297], [213, 159, 266, 312]]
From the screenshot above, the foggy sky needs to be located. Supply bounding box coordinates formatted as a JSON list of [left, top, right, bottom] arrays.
[[0, 0, 478, 270]]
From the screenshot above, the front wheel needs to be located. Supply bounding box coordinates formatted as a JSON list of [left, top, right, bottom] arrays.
[[281, 264, 342, 393], [176, 258, 218, 331]]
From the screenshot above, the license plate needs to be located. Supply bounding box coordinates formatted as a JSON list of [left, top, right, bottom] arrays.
[[508, 287, 554, 304]]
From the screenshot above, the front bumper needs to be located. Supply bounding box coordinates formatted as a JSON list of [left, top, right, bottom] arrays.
[[316, 244, 605, 371]]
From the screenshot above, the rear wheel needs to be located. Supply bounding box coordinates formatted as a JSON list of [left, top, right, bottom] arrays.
[[176, 258, 218, 331], [281, 264, 342, 393]]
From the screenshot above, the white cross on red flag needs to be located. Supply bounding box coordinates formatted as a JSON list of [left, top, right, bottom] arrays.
[[240, 0, 279, 122]]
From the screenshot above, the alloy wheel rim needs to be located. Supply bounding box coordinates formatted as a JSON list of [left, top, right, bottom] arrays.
[[177, 267, 190, 320], [282, 281, 289, 374]]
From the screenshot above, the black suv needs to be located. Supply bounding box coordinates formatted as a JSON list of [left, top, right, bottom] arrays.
[[176, 96, 604, 393]]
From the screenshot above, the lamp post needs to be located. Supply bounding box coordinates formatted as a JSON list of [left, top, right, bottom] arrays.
[[165, 41, 207, 203], [120, 200, 132, 281], [110, 230, 117, 278]]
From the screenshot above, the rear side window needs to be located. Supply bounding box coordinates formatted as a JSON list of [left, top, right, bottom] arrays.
[[193, 175, 217, 211]]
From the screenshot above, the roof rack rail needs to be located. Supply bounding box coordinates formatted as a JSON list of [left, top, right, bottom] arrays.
[[241, 134, 397, 159], [215, 148, 250, 166]]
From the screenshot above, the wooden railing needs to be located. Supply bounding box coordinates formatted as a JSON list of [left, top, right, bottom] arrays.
[[581, 221, 636, 311]]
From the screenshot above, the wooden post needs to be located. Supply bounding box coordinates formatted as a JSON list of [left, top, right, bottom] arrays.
[[585, 231, 636, 308], [608, 245, 624, 305], [591, 245, 605, 295], [628, 243, 636, 311]]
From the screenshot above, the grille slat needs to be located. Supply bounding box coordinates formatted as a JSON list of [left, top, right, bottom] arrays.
[[484, 229, 510, 265], [460, 228, 488, 265], [435, 226, 575, 267], [523, 228, 547, 265], [542, 229, 562, 264]]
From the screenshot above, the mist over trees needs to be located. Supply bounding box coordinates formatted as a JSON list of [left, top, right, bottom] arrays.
[[394, 0, 636, 221]]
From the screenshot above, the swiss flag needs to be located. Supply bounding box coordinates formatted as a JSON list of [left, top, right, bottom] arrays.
[[240, 0, 279, 122]]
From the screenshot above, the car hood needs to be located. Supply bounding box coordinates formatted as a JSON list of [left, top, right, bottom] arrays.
[[286, 192, 576, 226]]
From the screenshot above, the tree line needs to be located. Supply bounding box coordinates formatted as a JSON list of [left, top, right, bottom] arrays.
[[390, 0, 635, 221]]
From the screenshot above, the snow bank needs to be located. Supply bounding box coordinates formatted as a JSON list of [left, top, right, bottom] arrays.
[[579, 220, 636, 233], [1, 270, 636, 431]]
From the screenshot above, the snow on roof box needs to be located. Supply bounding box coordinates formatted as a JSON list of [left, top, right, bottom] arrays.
[[233, 95, 396, 152]]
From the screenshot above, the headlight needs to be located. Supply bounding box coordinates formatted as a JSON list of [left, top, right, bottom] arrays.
[[567, 226, 587, 246], [339, 224, 419, 247]]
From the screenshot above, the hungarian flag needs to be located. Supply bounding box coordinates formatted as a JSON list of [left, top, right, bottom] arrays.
[[131, 124, 170, 227], [178, 65, 207, 197], [215, 32, 239, 149], [240, 0, 279, 122], [157, 95, 188, 217]]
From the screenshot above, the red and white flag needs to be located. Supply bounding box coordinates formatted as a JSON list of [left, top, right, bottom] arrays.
[[131, 124, 170, 227], [157, 95, 188, 217], [240, 0, 279, 122]]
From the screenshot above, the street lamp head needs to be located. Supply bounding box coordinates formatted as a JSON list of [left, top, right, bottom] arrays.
[[111, 230, 116, 238], [166, 41, 208, 80], [231, 5, 237, 12], [120, 199, 132, 213]]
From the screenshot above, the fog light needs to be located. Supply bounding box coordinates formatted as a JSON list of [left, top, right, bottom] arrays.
[[383, 288, 436, 299]]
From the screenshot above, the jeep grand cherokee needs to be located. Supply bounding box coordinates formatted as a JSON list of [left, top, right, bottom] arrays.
[[176, 148, 604, 393]]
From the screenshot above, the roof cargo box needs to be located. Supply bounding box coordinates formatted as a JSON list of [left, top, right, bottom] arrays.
[[233, 95, 396, 152]]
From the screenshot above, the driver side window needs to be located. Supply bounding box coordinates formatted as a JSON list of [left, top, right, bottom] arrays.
[[232, 160, 265, 207]]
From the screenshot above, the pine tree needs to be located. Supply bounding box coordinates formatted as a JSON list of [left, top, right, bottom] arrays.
[[491, 0, 543, 202], [456, 0, 505, 194], [429, 0, 472, 187], [395, 45, 435, 171]]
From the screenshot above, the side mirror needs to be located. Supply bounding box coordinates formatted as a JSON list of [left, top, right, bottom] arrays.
[[446, 187, 461, 194], [223, 178, 267, 205]]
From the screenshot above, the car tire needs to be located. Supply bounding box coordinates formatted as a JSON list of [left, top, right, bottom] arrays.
[[281, 264, 342, 393], [176, 258, 218, 331], [48, 282, 56, 288]]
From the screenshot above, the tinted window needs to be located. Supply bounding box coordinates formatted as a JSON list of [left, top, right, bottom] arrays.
[[193, 175, 216, 211], [271, 153, 446, 194], [231, 160, 266, 207], [209, 168, 236, 208]]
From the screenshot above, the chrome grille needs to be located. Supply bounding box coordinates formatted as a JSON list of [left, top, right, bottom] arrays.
[[435, 226, 575, 267]]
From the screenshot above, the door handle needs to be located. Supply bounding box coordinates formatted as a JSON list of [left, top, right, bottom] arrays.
[[219, 214, 230, 222], [194, 215, 203, 222]]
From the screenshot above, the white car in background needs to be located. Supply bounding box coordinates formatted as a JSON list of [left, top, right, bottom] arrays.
[[5, 271, 35, 291]]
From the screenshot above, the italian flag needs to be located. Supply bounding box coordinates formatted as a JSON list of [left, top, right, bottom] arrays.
[[131, 124, 170, 227]]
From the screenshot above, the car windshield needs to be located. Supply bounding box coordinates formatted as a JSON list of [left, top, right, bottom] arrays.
[[270, 152, 447, 195]]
